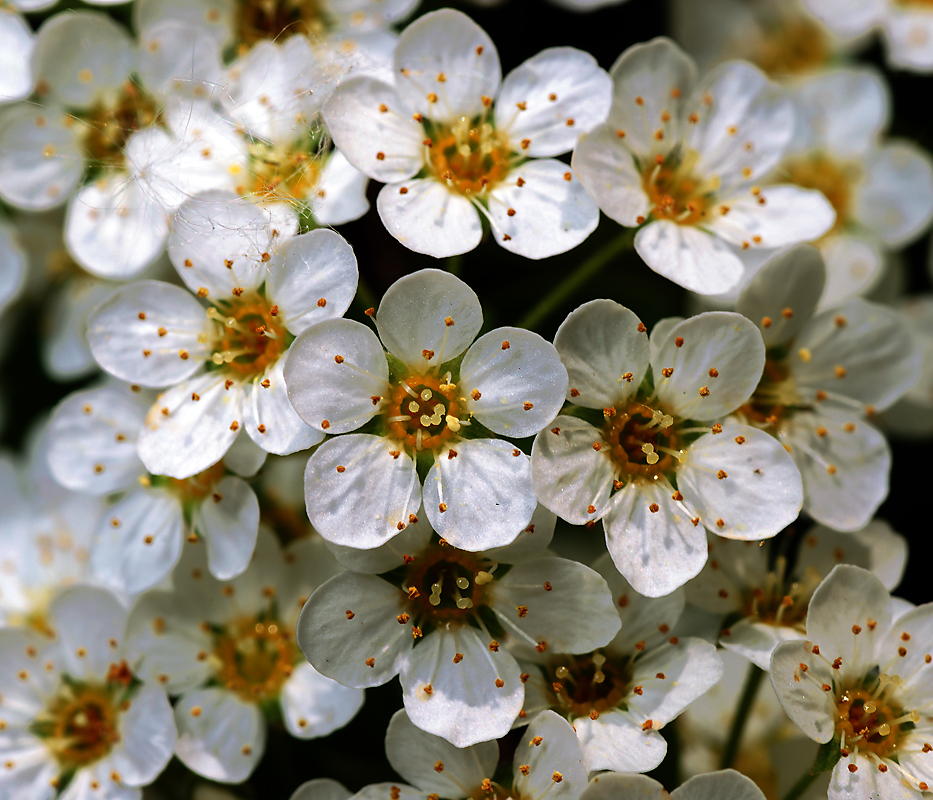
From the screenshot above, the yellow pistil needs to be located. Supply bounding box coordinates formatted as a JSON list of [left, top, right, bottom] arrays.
[[78, 81, 163, 168], [427, 117, 513, 196], [34, 682, 124, 770], [602, 400, 680, 483], [836, 687, 915, 759], [781, 152, 860, 238], [234, 0, 328, 48], [384, 375, 462, 452], [242, 139, 322, 204], [753, 16, 831, 76], [641, 150, 716, 226], [212, 617, 300, 703], [207, 294, 287, 380]]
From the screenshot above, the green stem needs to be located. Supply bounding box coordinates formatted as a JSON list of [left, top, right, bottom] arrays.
[[446, 254, 463, 276], [515, 230, 633, 331], [781, 767, 821, 800], [719, 663, 765, 770]]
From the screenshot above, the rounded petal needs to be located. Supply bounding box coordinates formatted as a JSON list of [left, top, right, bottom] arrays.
[[797, 520, 907, 592], [883, 10, 933, 72], [819, 235, 884, 309], [325, 514, 433, 574], [312, 149, 371, 226], [304, 434, 421, 549], [571, 126, 649, 226], [829, 753, 919, 800], [574, 713, 669, 774], [653, 312, 765, 420], [393, 9, 500, 123], [770, 639, 837, 743], [720, 620, 804, 670], [194, 475, 259, 580], [290, 779, 352, 800], [242, 360, 325, 455], [496, 47, 612, 157], [109, 684, 176, 786], [376, 269, 482, 368], [281, 661, 364, 739], [460, 327, 567, 437], [0, 11, 34, 103], [49, 586, 128, 679], [423, 438, 535, 551], [134, 0, 233, 47], [487, 159, 600, 259], [377, 179, 483, 258], [400, 625, 522, 747], [678, 424, 803, 540], [174, 688, 265, 783], [297, 571, 411, 688], [672, 771, 767, 800], [513, 712, 588, 800], [137, 19, 223, 94], [553, 299, 650, 408]]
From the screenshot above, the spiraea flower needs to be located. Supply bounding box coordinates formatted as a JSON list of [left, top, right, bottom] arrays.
[[87, 198, 358, 479], [579, 770, 767, 800], [771, 565, 933, 799], [45, 385, 267, 594], [0, 586, 176, 800], [531, 299, 803, 597], [571, 37, 835, 295], [126, 530, 363, 783], [775, 67, 933, 306], [297, 508, 620, 746], [520, 553, 723, 773], [284, 268, 567, 551], [347, 708, 588, 800], [732, 245, 919, 530], [685, 521, 907, 669], [323, 9, 612, 259]]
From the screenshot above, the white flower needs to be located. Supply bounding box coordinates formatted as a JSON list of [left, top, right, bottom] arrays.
[[520, 553, 723, 773], [571, 37, 836, 295], [46, 385, 266, 593], [531, 299, 802, 597], [879, 294, 933, 437], [0, 3, 34, 105], [87, 197, 358, 479], [775, 67, 933, 306], [291, 778, 351, 800], [126, 530, 363, 784], [803, 0, 933, 72], [284, 268, 567, 551], [771, 564, 933, 799], [297, 508, 621, 746], [686, 520, 908, 669], [0, 586, 176, 800], [323, 9, 611, 259], [348, 709, 588, 800], [579, 770, 767, 800], [733, 245, 920, 530]]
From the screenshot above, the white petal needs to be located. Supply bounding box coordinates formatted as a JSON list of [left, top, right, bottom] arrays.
[[653, 312, 765, 420], [325, 514, 433, 575], [800, 0, 883, 39], [424, 438, 535, 551], [385, 708, 498, 794], [377, 179, 483, 258], [174, 688, 265, 783], [513, 711, 587, 800], [553, 299, 650, 408], [284, 318, 388, 435], [770, 639, 837, 743], [603, 480, 708, 597], [0, 11, 34, 103], [223, 431, 267, 477], [479, 503, 557, 564], [281, 661, 364, 739], [194, 475, 259, 580], [168, 193, 280, 297], [672, 771, 768, 800], [393, 9, 500, 123], [87, 280, 210, 386], [0, 219, 26, 311], [242, 360, 325, 455], [460, 327, 567, 437], [496, 47, 612, 157], [735, 245, 826, 349], [376, 268, 482, 368], [0, 105, 83, 210], [46, 386, 147, 495], [265, 229, 358, 336], [678, 423, 803, 540], [42, 276, 114, 380], [829, 754, 918, 800], [400, 625, 522, 747], [304, 434, 421, 549], [109, 684, 176, 786], [323, 77, 424, 182], [875, 604, 933, 708], [297, 571, 411, 687], [571, 126, 649, 226], [574, 711, 669, 774], [137, 19, 223, 94], [819, 235, 884, 308], [492, 556, 620, 653], [531, 416, 614, 525], [290, 779, 352, 800], [136, 374, 241, 479], [312, 149, 371, 226], [883, 10, 933, 72], [634, 220, 746, 296], [721, 619, 804, 670], [134, 0, 232, 47], [487, 159, 600, 259], [49, 586, 127, 679], [797, 520, 907, 592], [90, 487, 184, 594]]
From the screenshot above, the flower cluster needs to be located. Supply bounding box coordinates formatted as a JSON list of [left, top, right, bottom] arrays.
[[1, 2, 931, 800]]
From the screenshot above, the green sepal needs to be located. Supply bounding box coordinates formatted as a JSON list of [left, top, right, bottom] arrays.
[[811, 735, 843, 774]]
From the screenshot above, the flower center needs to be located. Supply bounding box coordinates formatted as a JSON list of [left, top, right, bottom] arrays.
[[835, 683, 917, 759], [239, 138, 322, 204], [602, 400, 681, 484], [234, 0, 327, 48], [781, 153, 859, 237], [427, 118, 513, 196], [206, 293, 288, 380], [167, 460, 227, 504], [212, 616, 300, 702], [384, 374, 463, 452], [404, 546, 494, 623], [78, 82, 163, 168], [548, 653, 629, 717], [642, 150, 715, 226], [739, 355, 800, 428], [740, 557, 818, 632], [895, 0, 933, 7], [754, 17, 831, 75]]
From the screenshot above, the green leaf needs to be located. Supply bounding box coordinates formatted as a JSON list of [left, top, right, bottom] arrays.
[[812, 735, 843, 774]]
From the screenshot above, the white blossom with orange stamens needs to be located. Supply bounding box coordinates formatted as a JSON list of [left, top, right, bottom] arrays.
[[322, 9, 611, 259], [571, 37, 836, 295], [284, 268, 568, 552], [87, 196, 358, 479], [531, 299, 802, 597], [732, 245, 919, 531], [0, 586, 176, 800], [771, 565, 933, 800], [297, 507, 620, 746]]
